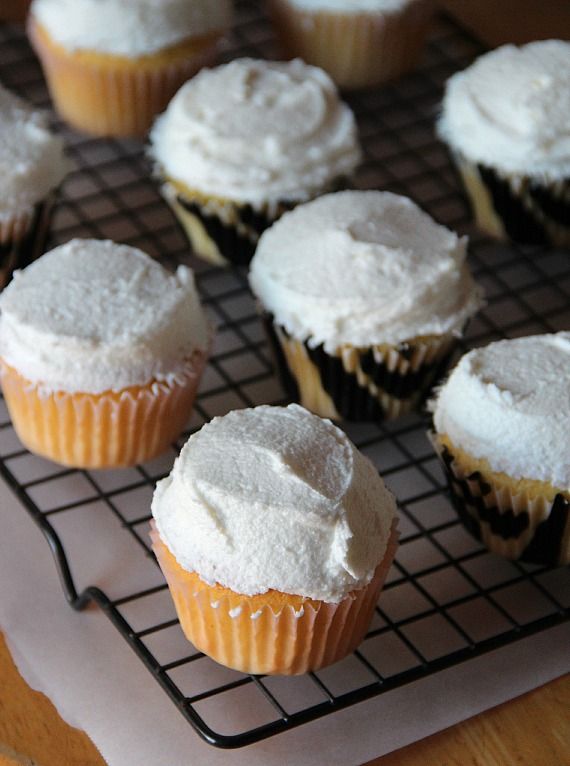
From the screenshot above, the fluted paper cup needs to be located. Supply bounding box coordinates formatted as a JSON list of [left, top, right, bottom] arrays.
[[0, 351, 206, 468], [431, 433, 570, 566], [28, 17, 222, 137], [161, 176, 348, 267], [265, 316, 456, 422], [0, 197, 54, 289], [452, 151, 570, 247], [161, 181, 296, 267], [151, 520, 399, 675], [269, 0, 434, 90]]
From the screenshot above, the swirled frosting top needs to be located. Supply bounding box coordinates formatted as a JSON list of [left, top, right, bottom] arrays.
[[249, 190, 482, 350], [431, 333, 570, 489], [0, 239, 209, 394], [0, 84, 69, 221], [152, 404, 397, 602], [149, 58, 361, 205], [438, 40, 570, 178]]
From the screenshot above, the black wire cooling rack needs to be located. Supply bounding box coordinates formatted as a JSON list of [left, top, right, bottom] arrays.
[[0, 1, 569, 750]]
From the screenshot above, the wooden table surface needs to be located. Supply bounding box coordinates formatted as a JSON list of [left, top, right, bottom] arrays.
[[0, 631, 568, 766], [1, 2, 569, 765]]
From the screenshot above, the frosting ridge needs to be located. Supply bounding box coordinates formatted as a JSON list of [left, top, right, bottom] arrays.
[[438, 40, 570, 179], [152, 404, 397, 602], [0, 239, 209, 393], [150, 58, 361, 205], [249, 190, 482, 350], [431, 333, 570, 488]]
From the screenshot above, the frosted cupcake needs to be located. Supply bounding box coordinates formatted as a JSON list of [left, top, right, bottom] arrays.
[[151, 404, 398, 675], [430, 334, 570, 566], [269, 0, 434, 90], [0, 239, 209, 468], [0, 84, 69, 289], [28, 0, 233, 137], [149, 58, 361, 267], [249, 190, 482, 422], [438, 41, 570, 247]]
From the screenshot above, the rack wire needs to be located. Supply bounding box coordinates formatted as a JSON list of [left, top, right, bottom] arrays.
[[0, 1, 569, 750]]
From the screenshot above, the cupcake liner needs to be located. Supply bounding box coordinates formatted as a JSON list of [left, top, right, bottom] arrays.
[[161, 182, 297, 267], [453, 153, 570, 247], [431, 434, 570, 566], [265, 316, 456, 421], [0, 351, 206, 468], [162, 176, 349, 267], [151, 520, 398, 675], [0, 196, 54, 289], [269, 0, 434, 89], [28, 18, 221, 138]]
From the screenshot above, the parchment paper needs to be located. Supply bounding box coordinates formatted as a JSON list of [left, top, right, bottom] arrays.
[[1, 479, 568, 766]]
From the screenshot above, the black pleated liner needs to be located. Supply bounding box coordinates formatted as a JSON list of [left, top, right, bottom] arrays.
[[263, 315, 301, 400], [264, 317, 456, 422], [171, 176, 350, 267], [175, 195, 294, 267], [476, 164, 570, 248], [0, 199, 52, 289], [436, 440, 570, 567]]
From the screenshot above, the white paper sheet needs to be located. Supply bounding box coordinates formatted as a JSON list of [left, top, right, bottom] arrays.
[[1, 478, 569, 766]]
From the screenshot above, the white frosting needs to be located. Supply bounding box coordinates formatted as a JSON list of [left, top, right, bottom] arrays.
[[0, 239, 209, 394], [0, 84, 69, 221], [152, 404, 397, 602], [438, 40, 570, 179], [281, 0, 416, 13], [149, 58, 361, 205], [249, 191, 482, 350], [30, 0, 232, 56], [431, 333, 570, 489]]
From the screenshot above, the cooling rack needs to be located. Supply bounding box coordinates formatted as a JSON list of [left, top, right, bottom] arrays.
[[0, 1, 569, 750]]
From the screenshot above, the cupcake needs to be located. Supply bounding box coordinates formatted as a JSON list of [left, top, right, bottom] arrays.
[[249, 190, 482, 422], [269, 0, 433, 90], [151, 404, 398, 675], [430, 333, 570, 566], [28, 0, 233, 137], [269, 0, 434, 90], [0, 84, 69, 289], [438, 40, 570, 247], [0, 239, 210, 468], [149, 58, 361, 267]]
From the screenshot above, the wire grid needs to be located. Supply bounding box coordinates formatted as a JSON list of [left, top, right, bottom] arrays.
[[1, 1, 569, 750]]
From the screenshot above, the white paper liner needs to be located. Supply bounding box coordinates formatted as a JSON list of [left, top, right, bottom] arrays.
[[151, 520, 399, 675], [0, 352, 206, 468], [29, 17, 221, 137], [270, 0, 434, 89]]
